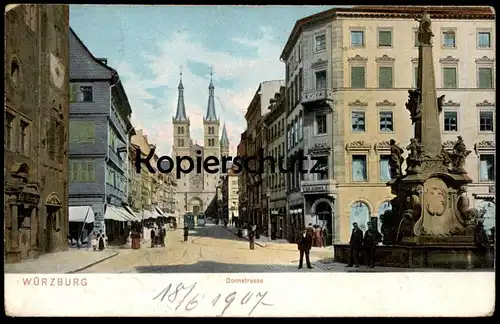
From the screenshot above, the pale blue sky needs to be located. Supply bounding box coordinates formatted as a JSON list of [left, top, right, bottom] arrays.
[[70, 5, 336, 156]]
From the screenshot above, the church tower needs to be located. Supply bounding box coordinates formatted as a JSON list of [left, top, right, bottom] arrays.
[[203, 68, 220, 189], [172, 70, 191, 196], [220, 123, 230, 158]]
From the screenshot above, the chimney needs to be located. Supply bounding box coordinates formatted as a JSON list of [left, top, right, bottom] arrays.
[[97, 58, 108, 65]]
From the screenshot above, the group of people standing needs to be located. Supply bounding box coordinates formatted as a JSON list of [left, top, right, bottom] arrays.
[[347, 221, 382, 268], [150, 223, 167, 248]]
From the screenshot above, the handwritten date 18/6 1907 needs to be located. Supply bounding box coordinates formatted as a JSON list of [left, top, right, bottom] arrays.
[[153, 282, 274, 316]]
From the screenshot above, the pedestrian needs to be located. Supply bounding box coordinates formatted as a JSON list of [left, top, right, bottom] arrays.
[[91, 232, 98, 251], [248, 225, 256, 250], [131, 228, 141, 250], [297, 228, 313, 269], [161, 225, 166, 247], [97, 230, 106, 251], [183, 226, 189, 242], [150, 227, 156, 248], [322, 226, 328, 247], [363, 222, 381, 268], [346, 222, 364, 268]]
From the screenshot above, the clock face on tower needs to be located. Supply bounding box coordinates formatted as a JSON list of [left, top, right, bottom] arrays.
[[180, 160, 191, 170], [50, 53, 65, 89], [191, 175, 201, 186]]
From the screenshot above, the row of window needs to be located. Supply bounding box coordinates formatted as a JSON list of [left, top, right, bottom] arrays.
[[5, 111, 30, 156], [70, 83, 93, 102], [69, 120, 95, 144], [349, 154, 495, 183], [347, 64, 494, 90], [6, 109, 64, 163], [267, 118, 285, 141], [69, 160, 96, 182], [313, 28, 493, 52], [285, 152, 495, 187], [107, 168, 126, 192]]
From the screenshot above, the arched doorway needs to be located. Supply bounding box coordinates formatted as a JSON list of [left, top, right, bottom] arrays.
[[188, 197, 203, 216], [377, 201, 392, 234], [311, 198, 334, 245], [476, 200, 495, 235], [45, 193, 62, 253], [350, 201, 371, 232]]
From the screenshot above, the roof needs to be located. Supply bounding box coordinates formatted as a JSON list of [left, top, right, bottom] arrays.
[[70, 27, 133, 120], [280, 5, 495, 60], [70, 27, 115, 76], [174, 77, 188, 122]]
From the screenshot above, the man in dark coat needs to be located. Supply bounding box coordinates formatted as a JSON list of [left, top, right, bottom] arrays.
[[347, 222, 364, 268], [150, 227, 156, 248], [363, 221, 382, 268], [183, 226, 189, 242], [297, 229, 313, 269], [160, 225, 166, 247]]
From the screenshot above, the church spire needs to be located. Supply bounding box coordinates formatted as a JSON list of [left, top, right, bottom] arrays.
[[220, 123, 229, 146], [174, 66, 188, 122], [205, 66, 218, 121]]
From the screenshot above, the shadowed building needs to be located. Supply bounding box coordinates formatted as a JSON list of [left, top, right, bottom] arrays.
[[68, 28, 135, 236], [5, 5, 70, 262]]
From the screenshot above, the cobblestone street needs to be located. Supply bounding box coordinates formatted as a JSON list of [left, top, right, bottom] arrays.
[[78, 225, 334, 273]]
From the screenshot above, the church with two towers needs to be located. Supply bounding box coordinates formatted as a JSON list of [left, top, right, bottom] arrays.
[[171, 71, 230, 216]]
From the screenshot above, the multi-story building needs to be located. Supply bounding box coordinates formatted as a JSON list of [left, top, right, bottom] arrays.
[[243, 80, 284, 233], [5, 4, 70, 262], [131, 129, 163, 220], [127, 142, 142, 212], [221, 165, 240, 224], [237, 131, 248, 222], [69, 28, 136, 234], [264, 86, 287, 240], [280, 5, 496, 243]]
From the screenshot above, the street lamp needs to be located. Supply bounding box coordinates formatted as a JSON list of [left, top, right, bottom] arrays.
[[266, 189, 271, 239]]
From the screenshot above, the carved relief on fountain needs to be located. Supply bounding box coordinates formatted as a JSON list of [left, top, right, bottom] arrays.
[[413, 177, 464, 236]]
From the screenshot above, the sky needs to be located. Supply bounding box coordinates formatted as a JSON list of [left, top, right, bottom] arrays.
[[70, 5, 337, 157]]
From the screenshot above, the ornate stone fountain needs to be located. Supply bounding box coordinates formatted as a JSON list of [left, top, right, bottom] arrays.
[[380, 13, 493, 268]]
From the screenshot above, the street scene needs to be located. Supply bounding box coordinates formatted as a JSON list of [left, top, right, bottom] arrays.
[[4, 5, 495, 273]]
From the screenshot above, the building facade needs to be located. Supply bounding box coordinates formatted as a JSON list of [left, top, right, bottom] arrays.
[[221, 166, 240, 224], [280, 5, 496, 243], [68, 28, 135, 233], [264, 86, 287, 239], [171, 73, 230, 217], [237, 131, 248, 222], [243, 80, 284, 233], [5, 4, 70, 262]]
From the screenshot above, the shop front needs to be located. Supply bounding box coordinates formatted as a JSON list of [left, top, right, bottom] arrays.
[[288, 196, 304, 243]]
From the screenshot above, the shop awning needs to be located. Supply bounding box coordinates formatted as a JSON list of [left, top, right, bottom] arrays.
[[105, 205, 135, 222], [142, 210, 158, 219], [69, 206, 95, 223], [154, 206, 165, 217], [123, 205, 141, 221]]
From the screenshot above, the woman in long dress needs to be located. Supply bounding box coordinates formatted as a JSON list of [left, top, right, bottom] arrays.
[[131, 229, 141, 250], [97, 230, 106, 251], [316, 227, 323, 248]]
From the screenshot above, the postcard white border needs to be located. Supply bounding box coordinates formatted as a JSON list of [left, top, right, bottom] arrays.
[[4, 273, 495, 317]]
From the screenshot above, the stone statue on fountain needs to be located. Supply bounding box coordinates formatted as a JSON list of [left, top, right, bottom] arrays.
[[383, 12, 475, 250]]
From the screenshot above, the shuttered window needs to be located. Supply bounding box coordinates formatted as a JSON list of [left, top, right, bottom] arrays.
[[378, 30, 392, 47], [442, 68, 457, 88], [378, 67, 393, 88], [478, 68, 493, 89], [351, 66, 365, 88]]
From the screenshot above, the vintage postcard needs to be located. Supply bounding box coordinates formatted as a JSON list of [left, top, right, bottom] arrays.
[[4, 4, 495, 317]]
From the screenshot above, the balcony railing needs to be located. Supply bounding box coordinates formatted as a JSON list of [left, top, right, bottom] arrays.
[[301, 88, 334, 104]]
